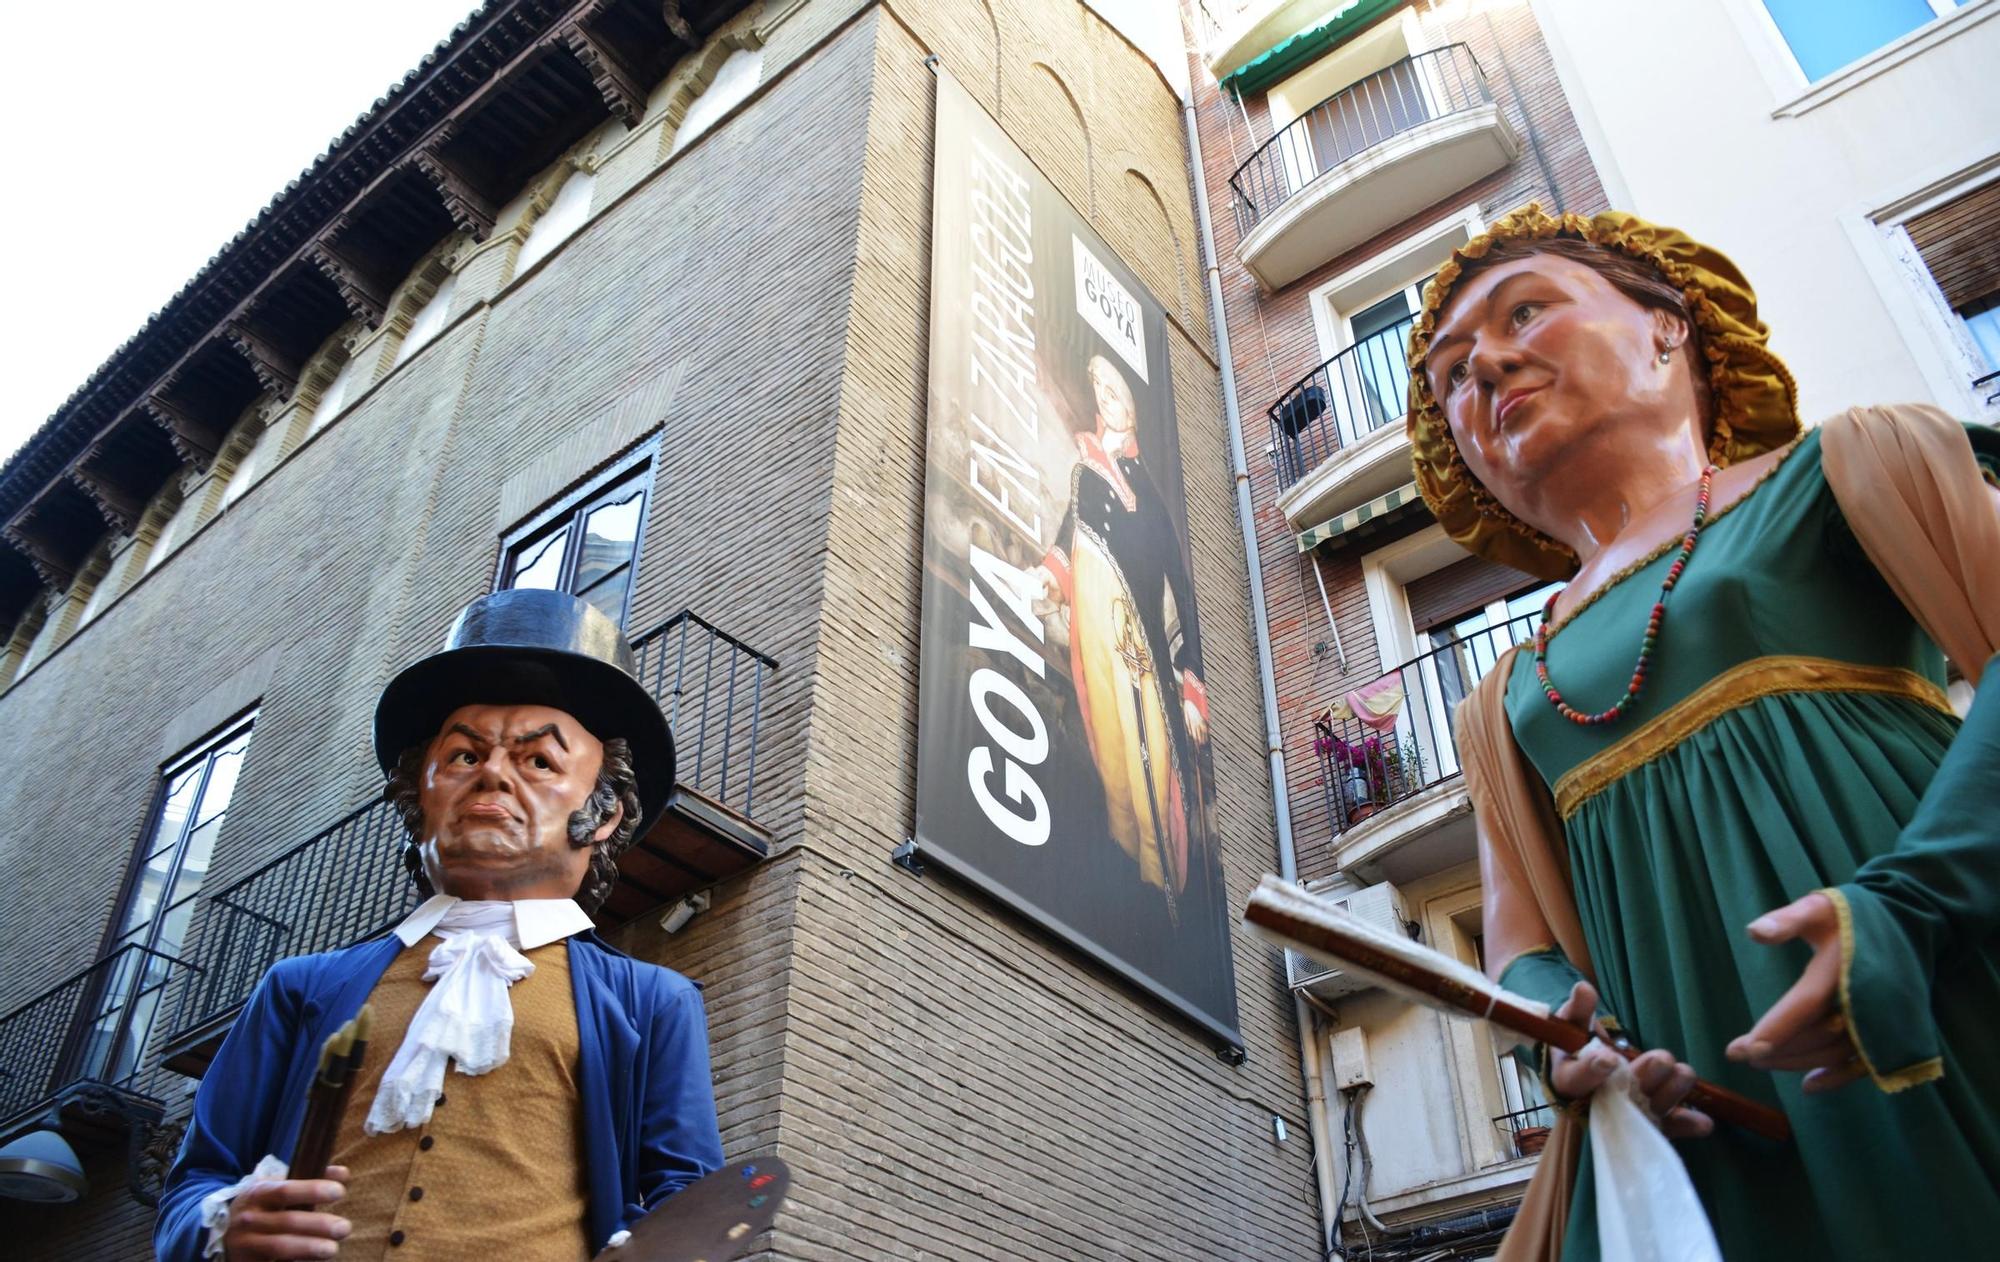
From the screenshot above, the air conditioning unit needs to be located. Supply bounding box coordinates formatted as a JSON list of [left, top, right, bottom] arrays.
[[1285, 880, 1411, 1003]]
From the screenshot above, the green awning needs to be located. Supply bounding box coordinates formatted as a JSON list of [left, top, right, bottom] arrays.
[[1220, 0, 1403, 97], [1296, 481, 1426, 553]]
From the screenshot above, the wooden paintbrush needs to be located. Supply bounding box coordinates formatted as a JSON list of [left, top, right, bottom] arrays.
[[290, 1005, 374, 1189], [1244, 876, 1790, 1142]]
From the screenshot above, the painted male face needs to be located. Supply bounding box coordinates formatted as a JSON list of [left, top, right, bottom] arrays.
[[415, 702, 613, 902], [1426, 255, 1687, 506], [1091, 357, 1138, 439]]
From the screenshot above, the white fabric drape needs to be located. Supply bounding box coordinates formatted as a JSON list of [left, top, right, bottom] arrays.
[[364, 901, 535, 1134]]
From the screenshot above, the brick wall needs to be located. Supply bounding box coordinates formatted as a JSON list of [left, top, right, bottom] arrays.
[[2, 1, 1321, 1257], [1189, 0, 1608, 884]]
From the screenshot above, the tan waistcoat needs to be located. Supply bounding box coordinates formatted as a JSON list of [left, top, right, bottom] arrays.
[[328, 940, 592, 1262]]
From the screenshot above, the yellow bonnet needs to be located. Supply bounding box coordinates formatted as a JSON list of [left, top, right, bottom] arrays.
[[1405, 205, 1801, 579]]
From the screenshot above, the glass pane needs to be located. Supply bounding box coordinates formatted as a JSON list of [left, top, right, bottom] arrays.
[[1965, 297, 2000, 373], [575, 491, 643, 588], [1763, 0, 1937, 80], [118, 849, 174, 936], [154, 899, 196, 960], [196, 735, 250, 825], [169, 816, 222, 907], [153, 766, 202, 853], [100, 985, 162, 1086], [579, 569, 632, 626], [508, 526, 569, 591]]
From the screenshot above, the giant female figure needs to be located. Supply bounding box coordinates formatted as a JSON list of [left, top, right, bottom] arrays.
[[1409, 207, 2000, 1259]]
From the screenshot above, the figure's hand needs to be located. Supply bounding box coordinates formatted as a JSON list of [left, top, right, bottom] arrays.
[[1727, 892, 1863, 1093], [1036, 565, 1066, 608], [1548, 981, 1714, 1139], [224, 1166, 350, 1260], [1182, 697, 1208, 745]]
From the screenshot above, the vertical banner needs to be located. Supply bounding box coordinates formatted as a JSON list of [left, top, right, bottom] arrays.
[[916, 71, 1240, 1051]]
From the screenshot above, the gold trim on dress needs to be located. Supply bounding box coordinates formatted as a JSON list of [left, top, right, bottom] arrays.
[[1553, 656, 1954, 819], [1817, 886, 1946, 1093]]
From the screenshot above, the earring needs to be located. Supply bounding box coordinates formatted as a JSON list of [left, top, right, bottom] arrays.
[[1658, 344, 1676, 364]]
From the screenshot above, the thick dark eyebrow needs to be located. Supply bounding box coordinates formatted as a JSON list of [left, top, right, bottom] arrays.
[[448, 722, 494, 746], [511, 722, 568, 751], [1424, 271, 1548, 372]]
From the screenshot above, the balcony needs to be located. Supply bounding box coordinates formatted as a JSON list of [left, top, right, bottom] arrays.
[[0, 944, 192, 1146], [1307, 614, 1532, 881], [1268, 314, 1419, 529], [147, 608, 778, 1077], [1231, 45, 1518, 290]]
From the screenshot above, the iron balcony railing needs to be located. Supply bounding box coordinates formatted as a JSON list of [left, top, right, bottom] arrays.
[[159, 608, 776, 1056], [1230, 44, 1495, 238], [0, 943, 196, 1123], [1976, 368, 1999, 407], [1268, 313, 1417, 489], [629, 610, 775, 820], [1313, 612, 1535, 833]]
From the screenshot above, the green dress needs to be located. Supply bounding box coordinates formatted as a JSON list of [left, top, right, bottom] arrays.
[[1496, 426, 2000, 1260]]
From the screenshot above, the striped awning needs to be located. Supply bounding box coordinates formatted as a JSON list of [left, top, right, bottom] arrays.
[[1296, 481, 1426, 552], [1220, 0, 1402, 96]]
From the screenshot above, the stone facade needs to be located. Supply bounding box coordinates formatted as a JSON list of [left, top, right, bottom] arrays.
[[0, 1, 1320, 1258]]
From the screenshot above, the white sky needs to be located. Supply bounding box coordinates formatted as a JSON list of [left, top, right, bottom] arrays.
[[0, 0, 483, 464]]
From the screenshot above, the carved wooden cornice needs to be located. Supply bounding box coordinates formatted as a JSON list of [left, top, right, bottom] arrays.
[[68, 466, 144, 535], [3, 521, 77, 592], [563, 22, 648, 128], [223, 320, 302, 400], [0, 0, 747, 592], [306, 243, 389, 329], [143, 395, 224, 469], [412, 149, 499, 241]]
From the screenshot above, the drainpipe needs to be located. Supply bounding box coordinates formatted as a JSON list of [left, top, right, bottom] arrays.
[[1182, 86, 1339, 1252]]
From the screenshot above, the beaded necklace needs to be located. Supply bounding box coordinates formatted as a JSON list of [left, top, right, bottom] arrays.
[[1534, 464, 1717, 726]]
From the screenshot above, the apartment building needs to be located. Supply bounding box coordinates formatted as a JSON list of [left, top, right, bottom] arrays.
[[0, 2, 1325, 1258], [1188, 0, 1608, 1251]]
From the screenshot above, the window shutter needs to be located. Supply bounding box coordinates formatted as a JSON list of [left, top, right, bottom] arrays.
[[1907, 179, 2000, 312], [1406, 556, 1539, 633]]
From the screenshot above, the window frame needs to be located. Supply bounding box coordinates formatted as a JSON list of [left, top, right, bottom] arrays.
[[494, 451, 656, 631]]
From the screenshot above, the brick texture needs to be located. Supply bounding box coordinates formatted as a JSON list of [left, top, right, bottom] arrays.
[[1188, 0, 1608, 885], [1, 1, 1319, 1258]]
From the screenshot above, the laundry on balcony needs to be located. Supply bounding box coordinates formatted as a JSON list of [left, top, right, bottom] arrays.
[[1325, 671, 1405, 732]]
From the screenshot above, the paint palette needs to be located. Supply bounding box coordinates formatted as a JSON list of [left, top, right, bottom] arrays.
[[593, 1157, 791, 1262]]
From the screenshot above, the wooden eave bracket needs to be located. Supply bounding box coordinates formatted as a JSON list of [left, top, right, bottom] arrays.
[[223, 320, 301, 401], [67, 465, 143, 535], [412, 148, 499, 241], [305, 242, 388, 329], [142, 395, 224, 469], [561, 20, 648, 129], [2, 519, 77, 592]]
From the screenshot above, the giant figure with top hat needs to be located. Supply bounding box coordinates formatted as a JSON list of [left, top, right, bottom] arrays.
[[155, 590, 724, 1261]]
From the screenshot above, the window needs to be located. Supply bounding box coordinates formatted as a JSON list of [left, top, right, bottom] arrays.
[[86, 714, 255, 1085], [672, 47, 762, 154], [393, 272, 459, 368], [1762, 0, 1960, 81], [515, 169, 596, 276], [499, 462, 651, 628], [1905, 176, 2000, 383]]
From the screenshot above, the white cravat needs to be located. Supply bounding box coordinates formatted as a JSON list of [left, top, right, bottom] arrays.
[[363, 896, 591, 1134]]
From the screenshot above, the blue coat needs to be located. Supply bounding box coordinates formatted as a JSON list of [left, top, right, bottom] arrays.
[[155, 931, 724, 1260]]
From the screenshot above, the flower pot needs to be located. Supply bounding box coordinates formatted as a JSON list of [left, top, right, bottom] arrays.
[[1515, 1125, 1551, 1157], [1346, 803, 1377, 825]]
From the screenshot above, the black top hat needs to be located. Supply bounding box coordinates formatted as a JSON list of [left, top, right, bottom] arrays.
[[373, 590, 676, 830]]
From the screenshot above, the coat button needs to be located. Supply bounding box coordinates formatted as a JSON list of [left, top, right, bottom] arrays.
[[409, 1187, 424, 1202], [419, 1136, 435, 1151], [389, 1230, 406, 1246]]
